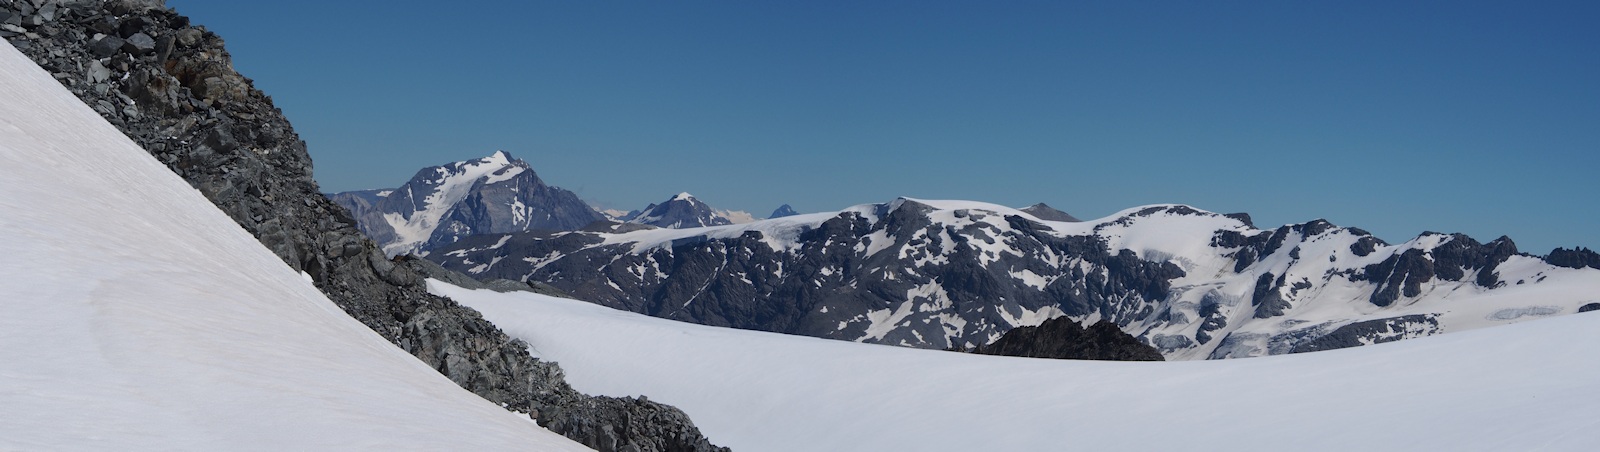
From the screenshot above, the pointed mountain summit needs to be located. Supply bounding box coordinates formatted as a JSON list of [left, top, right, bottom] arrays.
[[330, 151, 605, 256], [769, 204, 799, 219], [621, 192, 738, 228], [1020, 203, 1081, 222]]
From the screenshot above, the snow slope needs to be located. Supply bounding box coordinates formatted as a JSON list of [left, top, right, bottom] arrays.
[[0, 42, 586, 451], [437, 280, 1600, 452]]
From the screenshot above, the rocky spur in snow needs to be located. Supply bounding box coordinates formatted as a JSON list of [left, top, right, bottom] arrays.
[[432, 198, 1600, 360], [3, 1, 724, 450], [971, 316, 1163, 361]]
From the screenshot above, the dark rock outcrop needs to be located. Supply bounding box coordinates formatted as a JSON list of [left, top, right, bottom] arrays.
[[1547, 247, 1600, 270], [3, 1, 723, 450], [973, 316, 1164, 361], [1289, 315, 1440, 354], [1363, 234, 1518, 307]]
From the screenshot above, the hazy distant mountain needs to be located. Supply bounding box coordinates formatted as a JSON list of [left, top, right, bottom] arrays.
[[618, 193, 747, 228], [769, 204, 799, 219], [329, 151, 605, 256]]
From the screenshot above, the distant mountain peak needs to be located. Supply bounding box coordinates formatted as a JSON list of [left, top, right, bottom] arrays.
[[1020, 203, 1081, 222], [769, 204, 799, 219], [621, 193, 739, 228], [330, 152, 604, 255]]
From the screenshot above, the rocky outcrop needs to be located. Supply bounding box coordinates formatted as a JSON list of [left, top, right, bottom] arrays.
[[3, 1, 723, 450], [1288, 315, 1440, 354], [1547, 247, 1600, 270], [973, 316, 1164, 361], [1361, 234, 1518, 307]]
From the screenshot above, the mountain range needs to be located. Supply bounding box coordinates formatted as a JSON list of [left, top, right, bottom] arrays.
[[331, 153, 758, 255], [7, 0, 1600, 450], [431, 198, 1600, 359]]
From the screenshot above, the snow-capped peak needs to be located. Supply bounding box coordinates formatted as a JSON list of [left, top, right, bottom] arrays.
[[488, 150, 512, 163], [620, 192, 740, 229]]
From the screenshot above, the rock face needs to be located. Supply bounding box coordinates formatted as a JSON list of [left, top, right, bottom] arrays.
[[330, 151, 606, 257], [1547, 247, 1600, 270], [3, 2, 723, 450], [973, 317, 1164, 361], [432, 199, 1600, 360], [620, 192, 737, 228], [1020, 203, 1081, 222], [768, 204, 799, 219]]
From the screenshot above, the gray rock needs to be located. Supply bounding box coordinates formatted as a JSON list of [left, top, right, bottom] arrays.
[[86, 58, 109, 83], [174, 27, 200, 47], [121, 31, 153, 54], [88, 34, 121, 57]]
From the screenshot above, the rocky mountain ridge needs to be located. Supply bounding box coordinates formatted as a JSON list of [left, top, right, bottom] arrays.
[[432, 198, 1600, 360], [2, 1, 723, 450]]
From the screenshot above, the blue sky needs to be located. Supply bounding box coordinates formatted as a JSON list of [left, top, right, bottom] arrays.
[[165, 0, 1598, 253]]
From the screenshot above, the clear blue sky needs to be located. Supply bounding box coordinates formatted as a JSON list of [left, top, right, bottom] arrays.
[[165, 0, 1598, 253]]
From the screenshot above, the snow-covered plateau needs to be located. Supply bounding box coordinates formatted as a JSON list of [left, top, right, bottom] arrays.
[[0, 41, 586, 450], [437, 279, 1600, 452]]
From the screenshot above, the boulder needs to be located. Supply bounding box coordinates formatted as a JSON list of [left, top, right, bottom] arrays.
[[88, 34, 121, 56], [121, 31, 154, 54]]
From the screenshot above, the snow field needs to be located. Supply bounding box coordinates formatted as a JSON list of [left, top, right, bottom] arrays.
[[438, 279, 1600, 452]]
